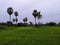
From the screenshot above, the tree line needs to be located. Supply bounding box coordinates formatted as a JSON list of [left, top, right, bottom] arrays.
[[0, 7, 60, 27]]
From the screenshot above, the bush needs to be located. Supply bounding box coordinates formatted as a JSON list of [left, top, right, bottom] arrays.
[[45, 22, 56, 26], [7, 21, 13, 26]]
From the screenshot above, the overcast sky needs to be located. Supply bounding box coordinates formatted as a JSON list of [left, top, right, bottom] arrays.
[[0, 0, 60, 24]]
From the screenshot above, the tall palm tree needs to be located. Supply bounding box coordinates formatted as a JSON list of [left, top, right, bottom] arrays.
[[32, 10, 38, 25], [37, 12, 42, 25], [14, 11, 18, 24], [7, 7, 13, 22]]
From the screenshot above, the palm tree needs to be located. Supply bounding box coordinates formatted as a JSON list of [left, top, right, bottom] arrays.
[[32, 10, 38, 26], [12, 18, 15, 22], [23, 17, 28, 24], [14, 11, 18, 24], [37, 12, 42, 25], [14, 11, 18, 17], [7, 7, 13, 22]]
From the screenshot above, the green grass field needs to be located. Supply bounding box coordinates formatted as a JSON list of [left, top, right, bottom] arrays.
[[0, 26, 60, 45]]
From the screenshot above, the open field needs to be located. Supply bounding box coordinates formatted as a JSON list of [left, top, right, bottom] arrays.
[[0, 26, 60, 45]]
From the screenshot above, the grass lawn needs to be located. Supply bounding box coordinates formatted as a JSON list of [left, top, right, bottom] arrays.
[[0, 26, 60, 45]]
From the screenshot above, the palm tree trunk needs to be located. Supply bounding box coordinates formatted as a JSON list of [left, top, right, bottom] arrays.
[[16, 21, 17, 26], [16, 22, 17, 26], [35, 17, 36, 26], [38, 19, 39, 25], [10, 15, 11, 22], [16, 17, 17, 26], [38, 19, 39, 27]]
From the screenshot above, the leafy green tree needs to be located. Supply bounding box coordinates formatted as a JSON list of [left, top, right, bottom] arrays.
[[7, 7, 13, 22]]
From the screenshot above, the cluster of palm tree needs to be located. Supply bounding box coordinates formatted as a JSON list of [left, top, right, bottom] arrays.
[[32, 10, 42, 26], [7, 7, 18, 25], [7, 7, 42, 26]]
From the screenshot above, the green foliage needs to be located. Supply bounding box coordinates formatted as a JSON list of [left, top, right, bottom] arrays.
[[0, 26, 6, 29], [0, 26, 60, 45]]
